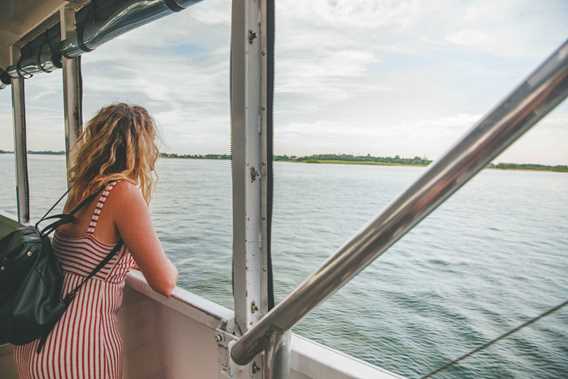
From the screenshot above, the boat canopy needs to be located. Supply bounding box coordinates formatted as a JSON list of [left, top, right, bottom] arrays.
[[0, 0, 66, 72], [0, 0, 203, 88]]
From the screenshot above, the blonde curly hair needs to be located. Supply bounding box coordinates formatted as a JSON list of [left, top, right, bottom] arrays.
[[68, 103, 159, 205]]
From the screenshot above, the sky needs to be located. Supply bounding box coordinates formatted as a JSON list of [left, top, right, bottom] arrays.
[[1, 0, 567, 164]]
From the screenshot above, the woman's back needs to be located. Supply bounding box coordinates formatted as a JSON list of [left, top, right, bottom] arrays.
[[55, 180, 135, 283]]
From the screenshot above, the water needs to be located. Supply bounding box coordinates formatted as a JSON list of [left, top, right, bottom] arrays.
[[1, 154, 567, 379]]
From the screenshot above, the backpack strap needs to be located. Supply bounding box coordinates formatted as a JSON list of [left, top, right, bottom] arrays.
[[36, 187, 71, 226], [35, 186, 105, 236]]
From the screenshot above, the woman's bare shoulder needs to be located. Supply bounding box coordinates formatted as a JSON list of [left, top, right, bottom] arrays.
[[109, 180, 146, 208]]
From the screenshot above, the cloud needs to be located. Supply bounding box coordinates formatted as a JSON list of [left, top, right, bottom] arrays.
[[0, 0, 567, 164], [446, 30, 491, 49], [277, 0, 421, 29]]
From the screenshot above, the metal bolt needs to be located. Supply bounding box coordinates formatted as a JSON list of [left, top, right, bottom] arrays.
[[0, 266, 4, 271], [250, 167, 259, 182], [26, 251, 33, 256], [250, 301, 259, 313], [248, 30, 257, 44], [215, 334, 223, 343], [252, 362, 260, 373]]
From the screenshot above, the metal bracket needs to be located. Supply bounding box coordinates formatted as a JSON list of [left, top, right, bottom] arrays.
[[216, 320, 239, 378], [218, 318, 269, 379]]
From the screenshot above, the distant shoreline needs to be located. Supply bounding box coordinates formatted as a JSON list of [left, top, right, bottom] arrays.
[[292, 159, 568, 173], [1, 150, 567, 173]]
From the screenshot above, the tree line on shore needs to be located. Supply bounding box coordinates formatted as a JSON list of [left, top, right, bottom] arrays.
[[1, 150, 566, 172]]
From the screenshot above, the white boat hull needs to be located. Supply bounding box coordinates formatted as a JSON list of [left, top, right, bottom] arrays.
[[1, 271, 403, 379]]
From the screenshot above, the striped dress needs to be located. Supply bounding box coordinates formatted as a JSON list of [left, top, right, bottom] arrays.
[[14, 181, 137, 379]]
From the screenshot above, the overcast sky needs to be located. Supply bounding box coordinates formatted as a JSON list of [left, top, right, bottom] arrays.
[[1, 0, 567, 164]]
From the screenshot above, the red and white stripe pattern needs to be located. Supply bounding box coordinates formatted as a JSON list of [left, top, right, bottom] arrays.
[[14, 181, 136, 379]]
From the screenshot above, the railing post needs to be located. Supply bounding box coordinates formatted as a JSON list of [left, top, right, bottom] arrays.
[[60, 4, 83, 184], [230, 0, 276, 377], [263, 332, 291, 379], [10, 46, 30, 224]]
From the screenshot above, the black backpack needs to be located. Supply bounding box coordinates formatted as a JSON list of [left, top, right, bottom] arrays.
[[0, 187, 122, 353]]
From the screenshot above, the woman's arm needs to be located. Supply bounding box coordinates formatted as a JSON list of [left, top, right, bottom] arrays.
[[113, 181, 178, 296]]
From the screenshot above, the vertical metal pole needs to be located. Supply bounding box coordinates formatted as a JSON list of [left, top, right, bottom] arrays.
[[231, 0, 269, 377], [231, 0, 248, 335], [263, 332, 291, 379], [60, 4, 83, 183], [10, 46, 30, 224], [243, 0, 266, 331]]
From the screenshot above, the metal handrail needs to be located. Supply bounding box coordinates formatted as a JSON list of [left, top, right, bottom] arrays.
[[230, 39, 568, 365]]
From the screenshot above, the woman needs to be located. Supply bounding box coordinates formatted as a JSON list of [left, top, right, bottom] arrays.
[[14, 103, 178, 379]]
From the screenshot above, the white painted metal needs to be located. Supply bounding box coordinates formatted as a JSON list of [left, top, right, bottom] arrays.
[[60, 4, 83, 181], [121, 272, 231, 379], [243, 0, 267, 330], [291, 335, 405, 379], [231, 0, 270, 376], [119, 275, 404, 379], [10, 46, 30, 224], [230, 0, 248, 332], [245, 0, 270, 375]]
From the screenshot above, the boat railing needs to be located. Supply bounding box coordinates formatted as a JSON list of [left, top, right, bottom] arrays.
[[229, 38, 568, 367]]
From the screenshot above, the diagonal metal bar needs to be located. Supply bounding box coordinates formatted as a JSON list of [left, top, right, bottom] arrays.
[[231, 39, 568, 366]]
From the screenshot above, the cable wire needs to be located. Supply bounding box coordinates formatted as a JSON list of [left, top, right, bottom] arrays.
[[419, 298, 568, 379]]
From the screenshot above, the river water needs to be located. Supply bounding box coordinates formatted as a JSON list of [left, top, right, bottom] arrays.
[[1, 154, 567, 378]]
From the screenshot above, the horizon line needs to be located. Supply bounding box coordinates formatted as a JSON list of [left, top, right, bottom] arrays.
[[1, 149, 567, 167]]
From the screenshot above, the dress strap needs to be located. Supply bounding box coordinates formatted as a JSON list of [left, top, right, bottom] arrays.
[[86, 181, 119, 234]]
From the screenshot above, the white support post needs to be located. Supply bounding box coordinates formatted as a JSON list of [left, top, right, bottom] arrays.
[[243, 0, 266, 331], [60, 4, 83, 184], [230, 0, 269, 377], [10, 46, 30, 224]]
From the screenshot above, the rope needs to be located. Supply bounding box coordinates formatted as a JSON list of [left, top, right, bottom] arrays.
[[419, 298, 568, 379]]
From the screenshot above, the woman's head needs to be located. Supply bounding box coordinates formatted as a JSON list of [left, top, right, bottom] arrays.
[[69, 103, 159, 204]]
